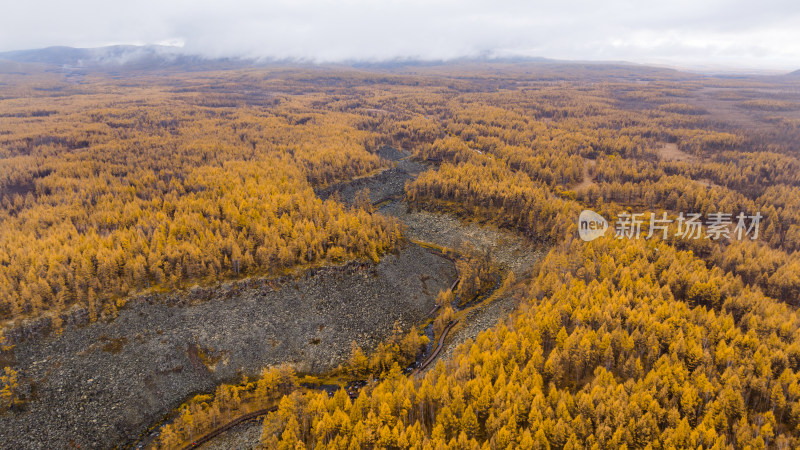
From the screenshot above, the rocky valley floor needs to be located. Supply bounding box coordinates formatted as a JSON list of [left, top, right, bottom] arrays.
[[1, 244, 454, 449], [1, 149, 544, 449]]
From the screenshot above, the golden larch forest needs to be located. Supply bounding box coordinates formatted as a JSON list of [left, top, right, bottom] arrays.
[[2, 62, 800, 449]]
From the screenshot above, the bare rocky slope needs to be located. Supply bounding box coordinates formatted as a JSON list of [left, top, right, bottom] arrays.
[[1, 147, 544, 449], [189, 152, 546, 449], [315, 147, 426, 206], [0, 244, 455, 449]]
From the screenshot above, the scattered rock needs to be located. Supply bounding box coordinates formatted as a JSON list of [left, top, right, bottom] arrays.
[[0, 244, 455, 449]]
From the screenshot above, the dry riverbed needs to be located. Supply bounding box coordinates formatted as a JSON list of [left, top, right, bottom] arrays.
[[0, 244, 455, 449]]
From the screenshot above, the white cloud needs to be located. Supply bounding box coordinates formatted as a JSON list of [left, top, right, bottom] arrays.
[[1, 0, 798, 70]]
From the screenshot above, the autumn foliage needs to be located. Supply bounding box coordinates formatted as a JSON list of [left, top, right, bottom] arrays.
[[0, 73, 403, 325], [4, 64, 800, 448]]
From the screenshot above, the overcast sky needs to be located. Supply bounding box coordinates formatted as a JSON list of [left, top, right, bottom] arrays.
[[2, 0, 799, 70]]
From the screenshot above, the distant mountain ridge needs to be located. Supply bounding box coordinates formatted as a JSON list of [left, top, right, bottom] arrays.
[[1, 45, 173, 64], [0, 45, 250, 71], [0, 45, 645, 71], [4, 45, 791, 77]]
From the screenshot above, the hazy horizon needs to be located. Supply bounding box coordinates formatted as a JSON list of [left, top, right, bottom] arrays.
[[2, 0, 799, 71]]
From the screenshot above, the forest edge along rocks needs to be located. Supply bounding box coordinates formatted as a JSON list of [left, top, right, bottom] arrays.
[[0, 242, 455, 449]]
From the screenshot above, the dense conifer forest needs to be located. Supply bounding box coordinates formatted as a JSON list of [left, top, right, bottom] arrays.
[[3, 63, 800, 448]]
